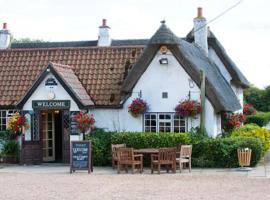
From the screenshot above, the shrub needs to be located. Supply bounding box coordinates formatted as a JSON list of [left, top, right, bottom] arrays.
[[192, 137, 263, 168], [246, 112, 270, 127], [111, 132, 191, 148], [231, 125, 270, 154], [2, 140, 19, 156], [85, 129, 113, 166]]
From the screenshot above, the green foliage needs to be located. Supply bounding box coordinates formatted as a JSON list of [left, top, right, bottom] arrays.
[[111, 132, 191, 148], [231, 124, 270, 154], [85, 129, 113, 166], [192, 137, 262, 168], [2, 140, 19, 156], [246, 112, 270, 127], [244, 85, 270, 112]]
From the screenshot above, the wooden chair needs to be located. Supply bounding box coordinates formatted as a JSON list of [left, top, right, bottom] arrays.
[[111, 144, 126, 169], [151, 148, 176, 174], [117, 148, 143, 174], [176, 145, 192, 173]]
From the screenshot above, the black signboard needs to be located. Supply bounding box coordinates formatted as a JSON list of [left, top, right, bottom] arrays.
[[32, 100, 70, 109], [70, 141, 93, 174]]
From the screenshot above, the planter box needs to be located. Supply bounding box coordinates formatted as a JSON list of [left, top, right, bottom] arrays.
[[2, 155, 19, 164]]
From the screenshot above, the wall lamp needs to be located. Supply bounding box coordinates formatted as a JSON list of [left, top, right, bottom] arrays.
[[159, 58, 168, 65]]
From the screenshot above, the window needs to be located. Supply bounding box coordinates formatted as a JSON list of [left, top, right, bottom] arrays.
[[144, 113, 186, 133], [162, 92, 168, 99], [0, 110, 17, 131]]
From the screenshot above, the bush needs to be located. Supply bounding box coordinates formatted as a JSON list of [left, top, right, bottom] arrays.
[[111, 132, 191, 148], [231, 124, 270, 154], [85, 129, 113, 166], [246, 112, 270, 127], [192, 137, 263, 168], [2, 140, 19, 156]]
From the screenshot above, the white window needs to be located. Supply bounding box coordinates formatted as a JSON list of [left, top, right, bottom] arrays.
[[144, 113, 186, 133], [0, 110, 18, 131]]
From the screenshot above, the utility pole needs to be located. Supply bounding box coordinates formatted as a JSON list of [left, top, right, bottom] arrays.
[[200, 70, 206, 135]]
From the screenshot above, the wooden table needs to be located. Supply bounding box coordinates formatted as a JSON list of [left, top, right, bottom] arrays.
[[134, 148, 159, 154]]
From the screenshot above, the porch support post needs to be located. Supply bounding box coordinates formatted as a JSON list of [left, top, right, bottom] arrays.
[[200, 70, 206, 135]]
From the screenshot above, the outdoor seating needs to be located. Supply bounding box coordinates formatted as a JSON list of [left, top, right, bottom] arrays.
[[151, 147, 176, 174], [111, 144, 126, 169], [176, 145, 192, 173], [117, 148, 143, 174]]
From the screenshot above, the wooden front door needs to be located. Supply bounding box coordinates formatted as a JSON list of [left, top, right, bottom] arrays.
[[42, 112, 55, 162]]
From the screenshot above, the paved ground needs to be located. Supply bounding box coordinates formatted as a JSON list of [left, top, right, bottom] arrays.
[[0, 152, 270, 200]]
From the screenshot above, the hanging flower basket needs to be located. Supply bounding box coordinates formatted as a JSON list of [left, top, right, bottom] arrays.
[[7, 112, 29, 136], [74, 111, 95, 139], [175, 99, 202, 118], [243, 104, 257, 115], [128, 98, 148, 117]]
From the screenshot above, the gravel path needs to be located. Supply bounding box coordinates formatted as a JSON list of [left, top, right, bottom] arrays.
[[0, 172, 270, 200]]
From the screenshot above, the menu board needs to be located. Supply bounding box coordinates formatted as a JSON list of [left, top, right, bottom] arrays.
[[70, 141, 92, 174]]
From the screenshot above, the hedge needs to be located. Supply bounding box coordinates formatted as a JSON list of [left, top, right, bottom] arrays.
[[85, 129, 113, 166], [192, 137, 263, 168], [246, 112, 270, 127], [111, 132, 191, 148], [86, 131, 263, 168]]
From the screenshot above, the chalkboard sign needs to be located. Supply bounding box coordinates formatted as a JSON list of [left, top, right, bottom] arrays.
[[70, 141, 93, 174]]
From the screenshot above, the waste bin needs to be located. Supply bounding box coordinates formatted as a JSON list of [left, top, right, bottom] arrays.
[[237, 148, 252, 170]]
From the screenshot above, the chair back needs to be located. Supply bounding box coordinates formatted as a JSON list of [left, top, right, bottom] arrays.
[[111, 144, 126, 158], [158, 148, 176, 161], [180, 145, 192, 158], [117, 148, 134, 162]]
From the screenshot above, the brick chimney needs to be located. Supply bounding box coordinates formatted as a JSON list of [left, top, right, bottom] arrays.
[[193, 8, 208, 56], [98, 19, 111, 46], [0, 23, 11, 49]]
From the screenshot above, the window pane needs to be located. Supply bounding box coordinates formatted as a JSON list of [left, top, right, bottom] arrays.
[[145, 114, 150, 119], [145, 120, 150, 126], [145, 127, 150, 132]]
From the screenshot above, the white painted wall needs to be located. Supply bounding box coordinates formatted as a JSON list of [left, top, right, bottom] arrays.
[[0, 30, 11, 49], [231, 84, 244, 112], [23, 73, 80, 111], [93, 50, 220, 135]]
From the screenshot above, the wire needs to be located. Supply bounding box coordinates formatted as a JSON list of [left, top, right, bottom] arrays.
[[194, 0, 243, 33]]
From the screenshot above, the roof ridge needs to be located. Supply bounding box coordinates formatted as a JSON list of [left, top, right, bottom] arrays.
[[1, 45, 145, 52]]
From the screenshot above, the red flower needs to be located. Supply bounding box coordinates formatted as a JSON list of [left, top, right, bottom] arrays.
[[175, 99, 202, 117], [128, 98, 148, 117], [74, 111, 95, 134], [222, 112, 246, 132], [243, 104, 257, 115]]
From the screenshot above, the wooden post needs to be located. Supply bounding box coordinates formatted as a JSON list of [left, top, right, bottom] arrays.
[[200, 70, 206, 135]]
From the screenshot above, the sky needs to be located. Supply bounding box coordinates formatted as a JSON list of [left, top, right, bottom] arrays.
[[0, 0, 269, 88]]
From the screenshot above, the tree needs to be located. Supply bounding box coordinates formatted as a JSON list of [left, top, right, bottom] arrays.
[[12, 37, 45, 43], [244, 85, 270, 112]]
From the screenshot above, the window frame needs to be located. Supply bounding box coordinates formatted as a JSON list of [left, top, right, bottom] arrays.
[[0, 110, 18, 131], [143, 112, 187, 133]]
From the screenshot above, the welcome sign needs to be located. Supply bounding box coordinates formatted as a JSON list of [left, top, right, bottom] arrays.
[[70, 141, 92, 174], [32, 100, 70, 109]]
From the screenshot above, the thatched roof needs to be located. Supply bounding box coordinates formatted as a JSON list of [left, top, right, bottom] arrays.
[[122, 23, 242, 112]]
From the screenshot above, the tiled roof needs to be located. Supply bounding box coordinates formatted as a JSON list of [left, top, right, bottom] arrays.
[[50, 62, 94, 106], [0, 46, 144, 107]]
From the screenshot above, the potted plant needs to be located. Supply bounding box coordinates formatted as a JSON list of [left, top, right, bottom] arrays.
[[128, 98, 148, 117], [175, 99, 202, 118], [74, 111, 95, 140]]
